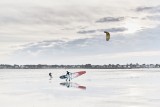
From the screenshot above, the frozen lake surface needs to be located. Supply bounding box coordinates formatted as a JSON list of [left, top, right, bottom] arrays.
[[1, 69, 160, 107]]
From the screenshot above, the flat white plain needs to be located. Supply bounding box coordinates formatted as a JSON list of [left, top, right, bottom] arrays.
[[0, 69, 160, 107]]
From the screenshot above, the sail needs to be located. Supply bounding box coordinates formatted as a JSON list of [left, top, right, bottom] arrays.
[[104, 31, 110, 41]]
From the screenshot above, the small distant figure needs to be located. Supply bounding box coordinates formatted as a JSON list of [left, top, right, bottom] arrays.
[[49, 72, 52, 79], [66, 71, 71, 81]]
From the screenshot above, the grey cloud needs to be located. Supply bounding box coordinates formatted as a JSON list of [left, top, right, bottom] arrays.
[[27, 39, 88, 49], [131, 17, 139, 19], [146, 15, 160, 21], [22, 40, 64, 49], [135, 5, 160, 13], [17, 38, 105, 56], [135, 7, 153, 12], [96, 17, 125, 23], [98, 27, 127, 33], [0, 5, 96, 26], [77, 27, 127, 34], [77, 30, 96, 34], [0, 7, 70, 25]]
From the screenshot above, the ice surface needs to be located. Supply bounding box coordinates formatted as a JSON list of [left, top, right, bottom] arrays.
[[0, 69, 160, 107]]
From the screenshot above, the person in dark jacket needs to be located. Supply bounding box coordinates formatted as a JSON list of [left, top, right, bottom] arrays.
[[66, 71, 71, 81], [49, 72, 52, 79]]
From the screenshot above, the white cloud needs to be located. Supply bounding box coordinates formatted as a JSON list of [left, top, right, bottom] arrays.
[[0, 0, 160, 64]]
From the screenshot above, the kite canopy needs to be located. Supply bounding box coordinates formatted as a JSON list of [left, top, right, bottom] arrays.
[[104, 31, 110, 41]]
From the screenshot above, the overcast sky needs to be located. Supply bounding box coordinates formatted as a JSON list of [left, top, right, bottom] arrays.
[[0, 0, 160, 65]]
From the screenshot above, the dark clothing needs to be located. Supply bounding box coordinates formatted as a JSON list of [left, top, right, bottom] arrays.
[[49, 73, 52, 78], [66, 71, 70, 75], [66, 71, 71, 81]]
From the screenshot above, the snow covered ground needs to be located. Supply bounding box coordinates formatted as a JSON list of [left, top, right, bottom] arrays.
[[0, 69, 160, 107]]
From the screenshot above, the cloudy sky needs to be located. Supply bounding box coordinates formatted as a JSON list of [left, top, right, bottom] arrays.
[[0, 0, 160, 65]]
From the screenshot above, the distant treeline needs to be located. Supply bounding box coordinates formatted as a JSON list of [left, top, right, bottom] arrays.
[[0, 64, 160, 69]]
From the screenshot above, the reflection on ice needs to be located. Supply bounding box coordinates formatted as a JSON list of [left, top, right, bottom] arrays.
[[60, 82, 86, 90]]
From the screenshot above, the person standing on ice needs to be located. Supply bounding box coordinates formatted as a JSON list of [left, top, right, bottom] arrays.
[[49, 72, 52, 79], [66, 71, 71, 81]]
